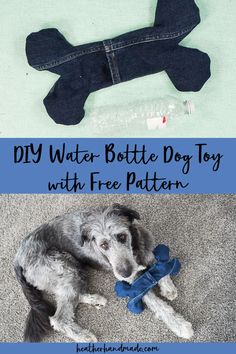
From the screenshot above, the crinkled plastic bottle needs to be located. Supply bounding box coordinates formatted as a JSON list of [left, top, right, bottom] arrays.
[[89, 96, 195, 135]]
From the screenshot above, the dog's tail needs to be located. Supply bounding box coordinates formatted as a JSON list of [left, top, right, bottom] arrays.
[[14, 265, 56, 342]]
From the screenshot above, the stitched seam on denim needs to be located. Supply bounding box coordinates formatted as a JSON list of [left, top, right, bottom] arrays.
[[33, 19, 198, 70], [145, 272, 158, 283], [33, 44, 104, 70], [110, 23, 198, 52], [109, 52, 121, 84], [103, 40, 121, 85], [129, 276, 158, 306], [170, 259, 178, 275], [103, 40, 116, 84], [105, 52, 116, 84]]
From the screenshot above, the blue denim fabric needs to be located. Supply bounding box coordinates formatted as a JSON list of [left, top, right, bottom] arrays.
[[26, 0, 211, 125], [115, 245, 181, 314]]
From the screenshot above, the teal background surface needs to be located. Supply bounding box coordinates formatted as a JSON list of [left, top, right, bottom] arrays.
[[0, 0, 236, 137]]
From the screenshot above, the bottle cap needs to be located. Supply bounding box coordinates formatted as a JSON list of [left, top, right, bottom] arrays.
[[184, 100, 195, 115]]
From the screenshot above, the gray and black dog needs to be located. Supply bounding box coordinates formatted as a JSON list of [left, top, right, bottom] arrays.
[[14, 204, 193, 342]]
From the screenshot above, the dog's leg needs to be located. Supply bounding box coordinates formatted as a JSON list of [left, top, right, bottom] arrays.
[[46, 252, 98, 342], [79, 294, 107, 309], [50, 294, 97, 342], [158, 275, 178, 301], [143, 291, 193, 339]]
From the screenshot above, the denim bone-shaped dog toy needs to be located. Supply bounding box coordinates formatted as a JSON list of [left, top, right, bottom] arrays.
[[26, 0, 211, 125], [115, 244, 181, 314]]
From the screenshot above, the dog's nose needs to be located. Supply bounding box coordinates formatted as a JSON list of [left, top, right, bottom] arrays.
[[116, 261, 133, 278]]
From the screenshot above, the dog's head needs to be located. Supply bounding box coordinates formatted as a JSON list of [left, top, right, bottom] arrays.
[[80, 204, 147, 282]]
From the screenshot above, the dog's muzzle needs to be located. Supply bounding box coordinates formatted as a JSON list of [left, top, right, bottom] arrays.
[[116, 260, 133, 279]]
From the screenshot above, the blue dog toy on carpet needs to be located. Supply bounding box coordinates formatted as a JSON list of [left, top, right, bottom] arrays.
[[115, 244, 181, 314]]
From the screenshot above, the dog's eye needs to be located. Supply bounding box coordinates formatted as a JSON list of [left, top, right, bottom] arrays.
[[117, 233, 127, 243], [100, 241, 109, 251]]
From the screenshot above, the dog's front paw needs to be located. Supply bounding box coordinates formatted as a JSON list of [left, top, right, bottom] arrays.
[[79, 293, 107, 309], [79, 330, 98, 343], [160, 287, 178, 301], [93, 295, 107, 309], [173, 319, 194, 339], [179, 321, 194, 339]]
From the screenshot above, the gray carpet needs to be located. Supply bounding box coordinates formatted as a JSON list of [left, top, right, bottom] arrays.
[[0, 195, 235, 342]]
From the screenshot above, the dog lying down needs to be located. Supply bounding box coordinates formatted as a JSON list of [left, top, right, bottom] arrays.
[[14, 204, 193, 342]]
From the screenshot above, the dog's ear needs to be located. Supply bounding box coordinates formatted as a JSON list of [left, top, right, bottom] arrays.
[[129, 224, 140, 252], [129, 224, 154, 267], [80, 223, 91, 246], [110, 203, 140, 222]]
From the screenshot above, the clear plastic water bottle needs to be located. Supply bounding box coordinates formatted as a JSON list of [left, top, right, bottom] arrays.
[[88, 96, 195, 135]]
